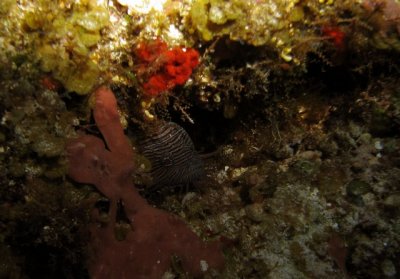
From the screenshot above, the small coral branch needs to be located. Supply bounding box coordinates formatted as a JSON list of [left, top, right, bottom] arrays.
[[66, 86, 224, 278]]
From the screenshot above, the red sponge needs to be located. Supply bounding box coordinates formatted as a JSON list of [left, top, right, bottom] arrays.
[[135, 39, 200, 96]]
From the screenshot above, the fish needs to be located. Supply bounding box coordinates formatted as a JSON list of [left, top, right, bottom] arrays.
[[139, 122, 205, 188]]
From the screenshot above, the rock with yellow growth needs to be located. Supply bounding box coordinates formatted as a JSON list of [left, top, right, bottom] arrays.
[[188, 0, 247, 41], [319, 0, 334, 5], [184, 0, 322, 64], [24, 0, 110, 94], [185, 0, 306, 46], [0, 0, 15, 15]]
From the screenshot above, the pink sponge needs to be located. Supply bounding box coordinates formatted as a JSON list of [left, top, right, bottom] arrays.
[[66, 86, 224, 278]]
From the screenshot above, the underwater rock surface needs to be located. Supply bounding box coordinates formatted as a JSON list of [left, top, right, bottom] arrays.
[[0, 0, 400, 278]]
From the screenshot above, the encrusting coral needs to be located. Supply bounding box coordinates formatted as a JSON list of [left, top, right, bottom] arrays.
[[66, 86, 224, 278]]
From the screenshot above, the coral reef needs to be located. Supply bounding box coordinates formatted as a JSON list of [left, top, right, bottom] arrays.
[[66, 86, 224, 278], [1, 0, 400, 278]]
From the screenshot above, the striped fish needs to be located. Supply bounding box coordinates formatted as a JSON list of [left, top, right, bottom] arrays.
[[139, 122, 205, 188]]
